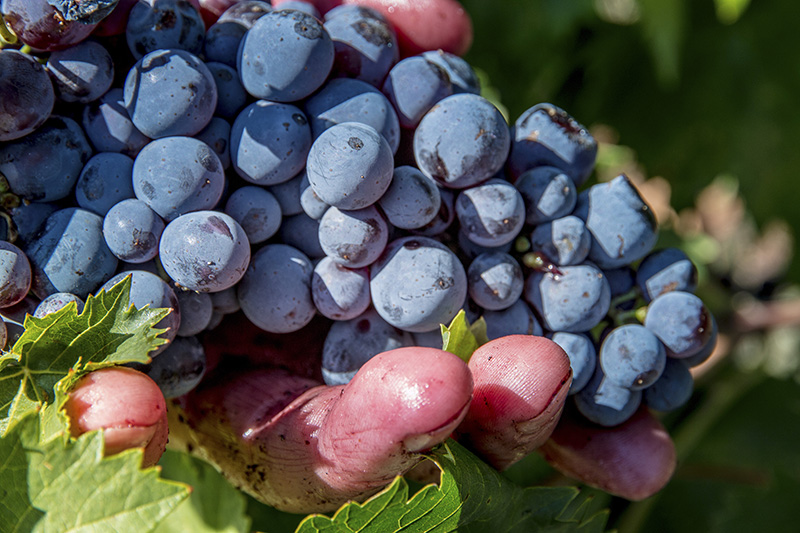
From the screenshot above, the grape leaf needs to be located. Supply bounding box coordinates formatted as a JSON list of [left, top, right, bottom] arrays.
[[0, 276, 169, 433], [153, 450, 252, 533], [296, 439, 608, 533], [0, 412, 189, 533], [440, 311, 488, 363]]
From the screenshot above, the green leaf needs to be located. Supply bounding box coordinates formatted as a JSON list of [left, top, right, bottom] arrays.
[[0, 412, 189, 533], [0, 276, 169, 433], [440, 311, 486, 363], [296, 439, 608, 533], [153, 450, 251, 533]]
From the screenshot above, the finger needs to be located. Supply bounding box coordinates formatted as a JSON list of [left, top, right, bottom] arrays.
[[169, 346, 473, 513], [347, 0, 473, 57], [63, 366, 169, 467], [454, 335, 572, 470], [538, 405, 677, 501]]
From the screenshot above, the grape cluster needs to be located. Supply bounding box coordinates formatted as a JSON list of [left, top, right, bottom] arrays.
[[0, 0, 715, 427]]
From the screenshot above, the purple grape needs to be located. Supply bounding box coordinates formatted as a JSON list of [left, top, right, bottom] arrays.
[[33, 293, 85, 318], [643, 358, 694, 412], [514, 166, 576, 225], [381, 55, 452, 128], [455, 178, 525, 247], [75, 153, 135, 216], [0, 49, 55, 142], [306, 122, 394, 210], [175, 290, 213, 336], [481, 298, 542, 340], [126, 0, 206, 59], [204, 62, 248, 120], [549, 332, 596, 394], [378, 166, 441, 230], [195, 117, 232, 170], [279, 213, 325, 259], [237, 9, 334, 102], [237, 243, 316, 333], [370, 236, 467, 333], [103, 199, 165, 263], [230, 100, 312, 186], [46, 40, 114, 103], [575, 366, 642, 427], [132, 137, 225, 221], [414, 94, 510, 189], [421, 50, 480, 95], [268, 173, 305, 216], [311, 256, 370, 321], [318, 205, 389, 268], [644, 291, 715, 359], [507, 102, 597, 186], [636, 247, 698, 302], [144, 336, 206, 398], [0, 241, 32, 309], [223, 186, 283, 244], [529, 215, 591, 266], [159, 211, 251, 292], [82, 88, 151, 158], [467, 252, 523, 311]]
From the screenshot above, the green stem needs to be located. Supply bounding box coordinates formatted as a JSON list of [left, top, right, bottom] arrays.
[[615, 367, 765, 532], [0, 13, 17, 46]]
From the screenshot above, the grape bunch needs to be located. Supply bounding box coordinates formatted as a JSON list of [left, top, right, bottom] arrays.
[[0, 0, 714, 440]]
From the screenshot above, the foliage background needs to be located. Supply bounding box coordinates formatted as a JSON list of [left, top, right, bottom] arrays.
[[456, 1, 800, 531]]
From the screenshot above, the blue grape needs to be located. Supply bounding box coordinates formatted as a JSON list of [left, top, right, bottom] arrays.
[[304, 78, 400, 153], [421, 50, 480, 95], [194, 117, 232, 171], [378, 166, 441, 229], [514, 166, 577, 225], [26, 208, 118, 299], [82, 88, 151, 158], [75, 153, 135, 216], [279, 213, 326, 259], [205, 62, 248, 120], [175, 290, 213, 337], [210, 287, 241, 315], [507, 103, 597, 186], [238, 10, 334, 102], [218, 1, 272, 26], [159, 211, 251, 293], [456, 228, 513, 261], [8, 203, 58, 247], [381, 55, 452, 128], [144, 336, 206, 398], [46, 40, 114, 103], [299, 170, 331, 219], [324, 6, 398, 86], [467, 252, 523, 311], [268, 173, 305, 216], [482, 298, 543, 341], [524, 263, 611, 333], [643, 358, 694, 412], [414, 94, 510, 189], [370, 236, 467, 333], [277, 1, 320, 18], [103, 199, 165, 263], [33, 293, 84, 318], [0, 294, 38, 326], [132, 136, 225, 221], [324, 4, 387, 23], [636, 247, 698, 302], [101, 270, 181, 352], [204, 21, 247, 69], [599, 324, 666, 395], [529, 215, 591, 266], [0, 116, 92, 202], [455, 178, 525, 247], [321, 308, 413, 385], [604, 265, 637, 311], [124, 49, 217, 139], [126, 0, 205, 59], [237, 243, 316, 333], [573, 174, 658, 269], [575, 366, 642, 427], [306, 122, 394, 210], [644, 291, 715, 359], [311, 256, 370, 321], [549, 331, 596, 394], [0, 49, 54, 142], [230, 100, 312, 186], [0, 241, 32, 308], [318, 205, 388, 268], [224, 186, 283, 244], [412, 188, 455, 237]]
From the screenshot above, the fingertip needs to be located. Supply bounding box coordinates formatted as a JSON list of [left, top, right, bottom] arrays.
[[456, 335, 572, 469], [539, 405, 677, 501]]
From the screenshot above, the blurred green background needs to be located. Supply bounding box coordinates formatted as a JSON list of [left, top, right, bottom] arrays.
[[456, 1, 800, 532]]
